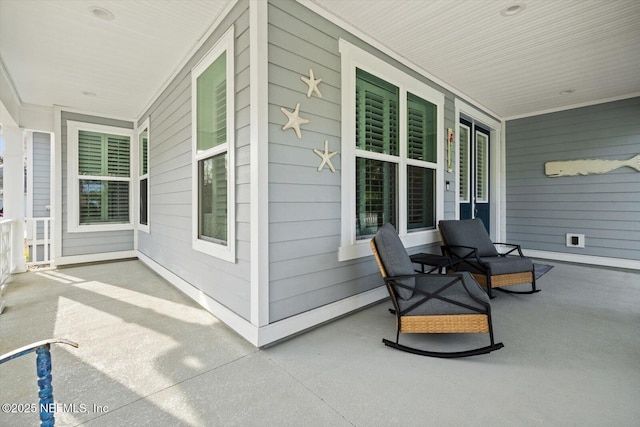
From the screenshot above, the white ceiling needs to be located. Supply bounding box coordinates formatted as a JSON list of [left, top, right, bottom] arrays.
[[1, 0, 639, 121], [0, 0, 233, 119]]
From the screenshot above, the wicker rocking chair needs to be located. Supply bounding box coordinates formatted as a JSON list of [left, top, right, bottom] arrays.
[[370, 224, 503, 358], [438, 219, 540, 299]]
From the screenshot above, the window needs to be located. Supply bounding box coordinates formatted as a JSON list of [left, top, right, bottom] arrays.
[[67, 121, 134, 232], [339, 39, 444, 260], [138, 119, 150, 233], [191, 27, 235, 262], [458, 123, 470, 203]]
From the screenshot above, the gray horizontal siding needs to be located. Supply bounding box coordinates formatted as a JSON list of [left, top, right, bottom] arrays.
[[505, 96, 640, 261], [137, 0, 252, 320], [61, 112, 134, 257], [32, 132, 50, 218], [267, 0, 469, 322]]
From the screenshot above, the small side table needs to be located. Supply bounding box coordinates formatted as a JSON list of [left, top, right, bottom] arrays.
[[410, 253, 452, 274]]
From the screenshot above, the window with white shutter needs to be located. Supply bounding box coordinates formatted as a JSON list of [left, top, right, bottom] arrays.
[[78, 131, 130, 224], [67, 121, 134, 233], [339, 39, 445, 260], [354, 69, 439, 239]]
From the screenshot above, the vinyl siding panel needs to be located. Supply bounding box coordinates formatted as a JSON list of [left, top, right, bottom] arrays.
[[267, 0, 474, 322], [505, 96, 640, 261], [61, 111, 134, 256], [136, 0, 251, 320], [32, 132, 51, 218]]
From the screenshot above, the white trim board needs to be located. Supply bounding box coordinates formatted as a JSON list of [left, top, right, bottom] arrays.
[[137, 251, 389, 347], [503, 92, 640, 121], [56, 250, 137, 267], [523, 249, 640, 271], [249, 0, 270, 327]]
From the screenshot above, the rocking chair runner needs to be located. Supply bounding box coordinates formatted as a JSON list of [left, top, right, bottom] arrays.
[[371, 224, 503, 358], [438, 219, 539, 299]]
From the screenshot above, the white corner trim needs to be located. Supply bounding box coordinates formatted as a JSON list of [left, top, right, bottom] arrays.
[[137, 251, 259, 346], [53, 107, 63, 263], [138, 251, 390, 348], [249, 0, 270, 327], [523, 249, 640, 271], [257, 285, 389, 347]]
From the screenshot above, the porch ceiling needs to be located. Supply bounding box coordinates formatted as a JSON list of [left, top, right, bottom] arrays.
[[1, 0, 639, 121]]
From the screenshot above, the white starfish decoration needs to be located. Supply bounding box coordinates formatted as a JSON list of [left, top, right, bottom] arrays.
[[281, 103, 309, 139], [301, 68, 322, 98], [313, 140, 338, 172]]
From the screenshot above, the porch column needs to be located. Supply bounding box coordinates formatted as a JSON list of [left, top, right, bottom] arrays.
[[2, 125, 27, 274]]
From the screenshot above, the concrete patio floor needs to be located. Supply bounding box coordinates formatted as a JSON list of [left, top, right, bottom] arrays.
[[1, 259, 639, 426]]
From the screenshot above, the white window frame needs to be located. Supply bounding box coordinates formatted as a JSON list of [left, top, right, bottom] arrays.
[[458, 122, 471, 204], [67, 121, 135, 233], [338, 39, 445, 261], [191, 26, 235, 262], [137, 118, 150, 233]]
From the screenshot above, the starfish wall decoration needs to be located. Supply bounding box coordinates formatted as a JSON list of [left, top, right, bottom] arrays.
[[313, 140, 338, 172], [301, 68, 322, 98], [280, 103, 309, 139]]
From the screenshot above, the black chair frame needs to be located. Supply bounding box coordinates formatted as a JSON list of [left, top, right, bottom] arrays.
[[441, 242, 539, 299]]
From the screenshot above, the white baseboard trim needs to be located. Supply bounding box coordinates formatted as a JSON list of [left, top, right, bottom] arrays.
[[136, 252, 259, 345], [137, 251, 388, 347], [256, 285, 388, 347], [523, 249, 640, 271], [56, 250, 137, 266]]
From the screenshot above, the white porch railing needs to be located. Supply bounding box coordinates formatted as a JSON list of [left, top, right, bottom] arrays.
[[0, 218, 13, 314], [0, 218, 12, 285], [25, 217, 51, 266]]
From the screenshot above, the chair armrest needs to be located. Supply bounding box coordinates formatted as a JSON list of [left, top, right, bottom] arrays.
[[441, 245, 489, 274], [492, 242, 524, 257], [408, 273, 490, 313]]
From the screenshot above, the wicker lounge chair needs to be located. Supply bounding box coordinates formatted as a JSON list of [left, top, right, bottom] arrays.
[[438, 219, 539, 298], [370, 223, 504, 358]]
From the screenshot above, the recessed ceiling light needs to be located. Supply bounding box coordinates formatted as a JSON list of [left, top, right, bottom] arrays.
[[89, 6, 115, 21], [559, 89, 576, 95], [82, 91, 97, 97], [500, 4, 525, 17]]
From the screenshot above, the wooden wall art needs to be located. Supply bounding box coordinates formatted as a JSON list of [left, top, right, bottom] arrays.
[[545, 154, 640, 177]]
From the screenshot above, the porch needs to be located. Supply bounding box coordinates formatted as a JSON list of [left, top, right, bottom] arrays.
[[1, 259, 639, 426]]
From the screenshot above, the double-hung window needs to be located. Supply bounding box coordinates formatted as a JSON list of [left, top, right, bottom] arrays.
[[191, 27, 235, 262], [138, 118, 150, 233], [339, 40, 444, 261], [67, 121, 134, 232]]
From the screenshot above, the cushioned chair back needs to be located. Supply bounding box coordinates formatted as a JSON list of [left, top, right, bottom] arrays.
[[439, 219, 499, 258], [373, 224, 415, 300]]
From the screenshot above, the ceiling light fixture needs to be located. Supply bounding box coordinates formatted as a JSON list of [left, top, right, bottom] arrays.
[[559, 89, 576, 95], [500, 4, 525, 17], [89, 6, 115, 21]]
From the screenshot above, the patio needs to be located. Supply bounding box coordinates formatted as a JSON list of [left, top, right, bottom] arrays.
[[1, 259, 639, 426]]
